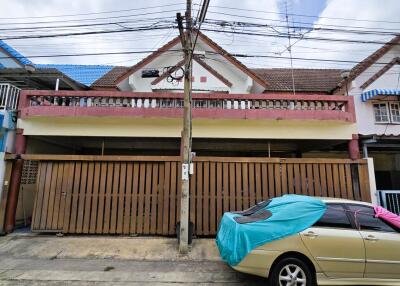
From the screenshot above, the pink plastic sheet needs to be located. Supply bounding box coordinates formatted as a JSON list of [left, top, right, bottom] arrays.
[[374, 205, 400, 228]]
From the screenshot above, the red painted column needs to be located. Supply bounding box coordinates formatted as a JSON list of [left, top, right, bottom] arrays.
[[4, 129, 27, 233], [348, 134, 360, 160]]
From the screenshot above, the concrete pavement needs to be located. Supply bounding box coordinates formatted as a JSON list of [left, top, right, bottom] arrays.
[[0, 233, 266, 285]]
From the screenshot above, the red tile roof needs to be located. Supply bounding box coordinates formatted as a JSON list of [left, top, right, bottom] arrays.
[[253, 68, 342, 93], [91, 66, 129, 89], [92, 66, 344, 93]]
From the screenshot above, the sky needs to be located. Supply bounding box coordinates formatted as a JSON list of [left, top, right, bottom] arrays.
[[1, 0, 399, 70]]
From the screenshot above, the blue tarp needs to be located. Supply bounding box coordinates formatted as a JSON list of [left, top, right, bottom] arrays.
[[216, 195, 326, 266]]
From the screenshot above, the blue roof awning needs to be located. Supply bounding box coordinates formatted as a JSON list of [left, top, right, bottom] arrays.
[[361, 89, 400, 102]]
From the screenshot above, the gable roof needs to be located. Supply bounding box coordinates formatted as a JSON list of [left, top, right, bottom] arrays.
[[335, 35, 400, 91], [91, 66, 130, 88], [115, 36, 181, 84], [35, 64, 113, 86], [196, 32, 268, 88], [0, 39, 33, 66], [360, 57, 400, 89], [93, 66, 343, 93], [253, 68, 342, 93], [115, 31, 268, 88]]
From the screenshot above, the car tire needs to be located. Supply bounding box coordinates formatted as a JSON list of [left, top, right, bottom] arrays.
[[268, 257, 315, 286]]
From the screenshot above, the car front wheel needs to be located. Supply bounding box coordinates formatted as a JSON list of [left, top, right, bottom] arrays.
[[269, 257, 314, 286]]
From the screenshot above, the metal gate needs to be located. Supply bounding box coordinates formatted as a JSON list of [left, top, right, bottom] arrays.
[[379, 190, 400, 214]]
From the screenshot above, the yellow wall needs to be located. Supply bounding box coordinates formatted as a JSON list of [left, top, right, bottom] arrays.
[[18, 117, 357, 140]]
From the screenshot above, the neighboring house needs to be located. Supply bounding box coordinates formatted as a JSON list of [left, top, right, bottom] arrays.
[[0, 40, 33, 68], [335, 35, 400, 210], [0, 40, 99, 230], [0, 39, 114, 88]]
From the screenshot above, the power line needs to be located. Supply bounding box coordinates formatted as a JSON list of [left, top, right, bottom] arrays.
[[0, 9, 180, 26], [204, 19, 400, 37], [204, 50, 397, 65], [201, 28, 400, 46], [0, 17, 175, 32], [197, 3, 400, 25], [0, 49, 182, 60], [0, 25, 174, 40], [2, 46, 398, 66], [205, 10, 400, 32], [0, 3, 184, 20]]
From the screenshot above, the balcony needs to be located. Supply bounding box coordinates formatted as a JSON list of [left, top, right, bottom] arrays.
[[19, 90, 355, 122]]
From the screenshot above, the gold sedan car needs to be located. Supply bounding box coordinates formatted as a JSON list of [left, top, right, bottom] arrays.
[[233, 198, 400, 286]]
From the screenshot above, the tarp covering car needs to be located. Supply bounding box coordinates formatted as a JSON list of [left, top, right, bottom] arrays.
[[216, 194, 326, 266]]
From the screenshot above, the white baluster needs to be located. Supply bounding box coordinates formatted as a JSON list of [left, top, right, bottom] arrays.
[[151, 99, 157, 108], [240, 101, 246, 109], [233, 100, 239, 109], [137, 98, 143, 108], [226, 100, 232, 109], [144, 99, 150, 108]]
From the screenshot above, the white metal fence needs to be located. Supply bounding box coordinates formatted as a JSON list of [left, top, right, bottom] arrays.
[[0, 83, 20, 110], [379, 190, 400, 214]]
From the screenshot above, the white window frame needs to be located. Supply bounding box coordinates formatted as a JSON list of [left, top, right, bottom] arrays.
[[389, 102, 400, 124], [373, 102, 390, 124]]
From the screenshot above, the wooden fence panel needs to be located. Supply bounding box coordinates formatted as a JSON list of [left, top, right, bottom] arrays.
[[30, 156, 371, 237], [31, 159, 180, 235], [191, 158, 371, 236]]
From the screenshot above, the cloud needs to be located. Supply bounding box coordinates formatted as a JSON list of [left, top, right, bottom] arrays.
[[1, 0, 399, 69], [284, 0, 400, 69]]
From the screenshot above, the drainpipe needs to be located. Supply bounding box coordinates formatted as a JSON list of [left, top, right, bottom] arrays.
[[4, 129, 26, 233], [348, 134, 360, 160], [55, 78, 60, 91]]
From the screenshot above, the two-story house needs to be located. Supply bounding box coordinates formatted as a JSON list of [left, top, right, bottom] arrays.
[[0, 32, 372, 237], [335, 35, 400, 212]]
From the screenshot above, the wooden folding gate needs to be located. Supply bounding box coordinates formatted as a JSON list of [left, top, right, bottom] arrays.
[[28, 155, 370, 236], [31, 156, 181, 235], [190, 157, 371, 236]]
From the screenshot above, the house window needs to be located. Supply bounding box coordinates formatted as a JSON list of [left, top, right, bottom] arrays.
[[373, 103, 389, 123], [390, 103, 400, 123], [200, 76, 207, 83]]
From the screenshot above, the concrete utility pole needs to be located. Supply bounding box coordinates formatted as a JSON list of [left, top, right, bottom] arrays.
[[177, 0, 192, 254]]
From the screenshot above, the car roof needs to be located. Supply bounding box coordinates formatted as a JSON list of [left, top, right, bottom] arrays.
[[318, 197, 374, 207]]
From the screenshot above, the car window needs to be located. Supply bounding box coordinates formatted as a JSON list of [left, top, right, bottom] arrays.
[[313, 204, 352, 229], [347, 204, 398, 233]]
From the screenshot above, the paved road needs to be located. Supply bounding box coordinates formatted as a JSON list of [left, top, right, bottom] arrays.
[[0, 234, 266, 285], [0, 256, 266, 285]]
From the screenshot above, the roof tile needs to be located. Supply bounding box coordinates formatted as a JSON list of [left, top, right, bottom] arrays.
[[35, 64, 113, 86]]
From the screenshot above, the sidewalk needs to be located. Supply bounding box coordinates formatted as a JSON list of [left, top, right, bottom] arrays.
[[0, 233, 265, 285]]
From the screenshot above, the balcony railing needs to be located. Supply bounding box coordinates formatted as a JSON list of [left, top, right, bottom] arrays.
[[19, 90, 356, 122], [0, 83, 20, 111]]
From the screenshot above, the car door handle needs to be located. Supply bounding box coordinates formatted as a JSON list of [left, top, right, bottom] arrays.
[[365, 235, 378, 241], [303, 231, 319, 238]]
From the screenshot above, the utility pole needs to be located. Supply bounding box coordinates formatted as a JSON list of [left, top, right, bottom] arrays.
[[177, 0, 192, 254]]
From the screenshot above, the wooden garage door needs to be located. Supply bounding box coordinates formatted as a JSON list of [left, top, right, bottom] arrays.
[[31, 158, 181, 235], [30, 155, 371, 237]]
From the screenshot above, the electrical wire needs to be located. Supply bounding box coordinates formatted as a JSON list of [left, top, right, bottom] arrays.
[[0, 3, 184, 20], [0, 25, 174, 40], [195, 3, 400, 25]]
